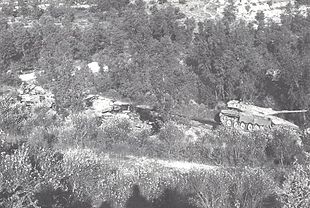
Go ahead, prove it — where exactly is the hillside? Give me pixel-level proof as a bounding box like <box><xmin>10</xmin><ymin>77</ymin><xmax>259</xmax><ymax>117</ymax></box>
<box><xmin>1</xmin><ymin>0</ymin><xmax>310</xmax><ymax>207</ymax></box>
<box><xmin>144</xmin><ymin>0</ymin><xmax>291</xmax><ymax>21</ymax></box>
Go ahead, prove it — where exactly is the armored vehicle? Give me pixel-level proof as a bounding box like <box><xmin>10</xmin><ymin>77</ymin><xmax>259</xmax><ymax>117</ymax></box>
<box><xmin>134</xmin><ymin>105</ymin><xmax>165</xmax><ymax>133</ymax></box>
<box><xmin>219</xmin><ymin>100</ymin><xmax>307</xmax><ymax>131</ymax></box>
<box><xmin>83</xmin><ymin>94</ymin><xmax>133</xmax><ymax>116</ymax></box>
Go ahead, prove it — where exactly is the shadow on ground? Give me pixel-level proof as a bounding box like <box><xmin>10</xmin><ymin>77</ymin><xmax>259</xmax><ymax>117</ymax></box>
<box><xmin>29</xmin><ymin>183</ymin><xmax>281</xmax><ymax>208</ymax></box>
<box><xmin>97</xmin><ymin>184</ymin><xmax>198</xmax><ymax>208</ymax></box>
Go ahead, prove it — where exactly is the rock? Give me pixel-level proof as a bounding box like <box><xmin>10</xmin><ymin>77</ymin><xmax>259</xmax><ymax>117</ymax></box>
<box><xmin>88</xmin><ymin>62</ymin><xmax>101</xmax><ymax>73</ymax></box>
<box><xmin>19</xmin><ymin>72</ymin><xmax>36</xmax><ymax>83</ymax></box>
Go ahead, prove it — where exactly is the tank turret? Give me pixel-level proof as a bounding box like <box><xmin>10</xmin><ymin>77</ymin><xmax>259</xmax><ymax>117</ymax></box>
<box><xmin>219</xmin><ymin>100</ymin><xmax>307</xmax><ymax>131</ymax></box>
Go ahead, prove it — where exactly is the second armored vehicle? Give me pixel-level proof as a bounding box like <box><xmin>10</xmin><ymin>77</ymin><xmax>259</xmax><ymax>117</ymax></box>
<box><xmin>219</xmin><ymin>100</ymin><xmax>307</xmax><ymax>131</ymax></box>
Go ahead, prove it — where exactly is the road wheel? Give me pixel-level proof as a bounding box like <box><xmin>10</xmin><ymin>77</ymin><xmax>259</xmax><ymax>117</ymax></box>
<box><xmin>247</xmin><ymin>123</ymin><xmax>253</xmax><ymax>132</ymax></box>
<box><xmin>233</xmin><ymin>120</ymin><xmax>239</xmax><ymax>129</ymax></box>
<box><xmin>226</xmin><ymin>119</ymin><xmax>233</xmax><ymax>127</ymax></box>
<box><xmin>306</xmin><ymin>128</ymin><xmax>310</xmax><ymax>135</ymax></box>
<box><xmin>240</xmin><ymin>122</ymin><xmax>246</xmax><ymax>130</ymax></box>
<box><xmin>220</xmin><ymin>113</ymin><xmax>226</xmax><ymax>123</ymax></box>
<box><xmin>254</xmin><ymin>124</ymin><xmax>260</xmax><ymax>131</ymax></box>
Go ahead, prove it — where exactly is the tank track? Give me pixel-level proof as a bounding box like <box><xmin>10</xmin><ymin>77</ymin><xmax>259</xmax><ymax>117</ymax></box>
<box><xmin>219</xmin><ymin>113</ymin><xmax>269</xmax><ymax>131</ymax></box>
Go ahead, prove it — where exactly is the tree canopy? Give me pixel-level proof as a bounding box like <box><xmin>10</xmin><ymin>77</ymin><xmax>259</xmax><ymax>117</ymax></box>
<box><xmin>0</xmin><ymin>0</ymin><xmax>309</xmax><ymax>124</ymax></box>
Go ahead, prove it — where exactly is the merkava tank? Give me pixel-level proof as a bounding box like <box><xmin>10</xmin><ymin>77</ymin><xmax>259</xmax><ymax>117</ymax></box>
<box><xmin>219</xmin><ymin>100</ymin><xmax>307</xmax><ymax>131</ymax></box>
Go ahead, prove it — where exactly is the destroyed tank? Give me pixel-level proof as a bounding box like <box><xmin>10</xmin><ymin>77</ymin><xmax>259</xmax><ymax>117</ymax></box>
<box><xmin>219</xmin><ymin>100</ymin><xmax>307</xmax><ymax>131</ymax></box>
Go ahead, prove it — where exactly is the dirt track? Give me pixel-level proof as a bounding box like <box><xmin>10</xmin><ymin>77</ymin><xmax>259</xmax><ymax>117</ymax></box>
<box><xmin>64</xmin><ymin>148</ymin><xmax>218</xmax><ymax>174</ymax></box>
<box><xmin>124</xmin><ymin>155</ymin><xmax>219</xmax><ymax>173</ymax></box>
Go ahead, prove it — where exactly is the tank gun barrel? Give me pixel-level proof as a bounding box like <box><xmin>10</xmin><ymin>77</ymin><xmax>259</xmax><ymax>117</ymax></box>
<box><xmin>267</xmin><ymin>109</ymin><xmax>307</xmax><ymax>115</ymax></box>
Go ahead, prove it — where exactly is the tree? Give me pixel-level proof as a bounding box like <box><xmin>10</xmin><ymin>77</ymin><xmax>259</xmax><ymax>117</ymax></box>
<box><xmin>38</xmin><ymin>57</ymin><xmax>94</xmax><ymax>116</ymax></box>
<box><xmin>296</xmin><ymin>0</ymin><xmax>310</xmax><ymax>6</ymax></box>
<box><xmin>17</xmin><ymin>0</ymin><xmax>31</xmax><ymax>17</ymax></box>
<box><xmin>149</xmin><ymin>5</ymin><xmax>186</xmax><ymax>42</ymax></box>
<box><xmin>29</xmin><ymin>0</ymin><xmax>44</xmax><ymax>19</ymax></box>
<box><xmin>255</xmin><ymin>11</ymin><xmax>310</xmax><ymax>124</ymax></box>
<box><xmin>9</xmin><ymin>24</ymin><xmax>43</xmax><ymax>73</ymax></box>
<box><xmin>188</xmin><ymin>18</ymin><xmax>267</xmax><ymax>106</ymax></box>
<box><xmin>1</xmin><ymin>1</ymin><xmax>17</xmax><ymax>17</ymax></box>
<box><xmin>92</xmin><ymin>0</ymin><xmax>130</xmax><ymax>12</ymax></box>
<box><xmin>36</xmin><ymin>19</ymin><xmax>96</xmax><ymax>115</ymax></box>
<box><xmin>0</xmin><ymin>28</ymin><xmax>17</xmax><ymax>74</ymax></box>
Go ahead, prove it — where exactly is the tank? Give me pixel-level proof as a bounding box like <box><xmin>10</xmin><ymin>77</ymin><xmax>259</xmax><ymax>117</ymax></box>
<box><xmin>219</xmin><ymin>100</ymin><xmax>307</xmax><ymax>131</ymax></box>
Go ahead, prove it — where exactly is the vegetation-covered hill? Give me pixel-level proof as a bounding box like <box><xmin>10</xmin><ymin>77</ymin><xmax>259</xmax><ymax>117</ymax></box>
<box><xmin>144</xmin><ymin>0</ymin><xmax>307</xmax><ymax>23</ymax></box>
<box><xmin>1</xmin><ymin>0</ymin><xmax>310</xmax><ymax>207</ymax></box>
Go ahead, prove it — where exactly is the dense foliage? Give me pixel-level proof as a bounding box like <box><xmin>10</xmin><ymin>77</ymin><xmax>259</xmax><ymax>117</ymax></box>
<box><xmin>1</xmin><ymin>0</ymin><xmax>310</xmax><ymax>208</ymax></box>
<box><xmin>0</xmin><ymin>110</ymin><xmax>306</xmax><ymax>208</ymax></box>
<box><xmin>1</xmin><ymin>0</ymin><xmax>309</xmax><ymax>123</ymax></box>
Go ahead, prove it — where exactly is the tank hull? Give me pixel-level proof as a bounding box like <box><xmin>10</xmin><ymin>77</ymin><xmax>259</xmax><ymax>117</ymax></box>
<box><xmin>219</xmin><ymin>108</ymin><xmax>300</xmax><ymax>131</ymax></box>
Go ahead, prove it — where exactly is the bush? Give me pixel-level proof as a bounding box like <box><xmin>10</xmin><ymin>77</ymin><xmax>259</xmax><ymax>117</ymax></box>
<box><xmin>155</xmin><ymin>122</ymin><xmax>192</xmax><ymax>160</ymax></box>
<box><xmin>46</xmin><ymin>4</ymin><xmax>70</xmax><ymax>19</ymax></box>
<box><xmin>196</xmin><ymin>126</ymin><xmax>304</xmax><ymax>167</ymax></box>
<box><xmin>188</xmin><ymin>167</ymin><xmax>277</xmax><ymax>208</ymax></box>
<box><xmin>278</xmin><ymin>163</ymin><xmax>310</xmax><ymax>207</ymax></box>
<box><xmin>62</xmin><ymin>148</ymin><xmax>134</xmax><ymax>207</ymax></box>
<box><xmin>0</xmin><ymin>145</ymin><xmax>34</xmax><ymax>208</ymax></box>
<box><xmin>1</xmin><ymin>4</ymin><xmax>17</xmax><ymax>17</ymax></box>
<box><xmin>61</xmin><ymin>148</ymin><xmax>277</xmax><ymax>208</ymax></box>
<box><xmin>0</xmin><ymin>133</ymin><xmax>23</xmax><ymax>155</ymax></box>
<box><xmin>52</xmin><ymin>113</ymin><xmax>144</xmax><ymax>155</ymax></box>
<box><xmin>158</xmin><ymin>0</ymin><xmax>168</xmax><ymax>4</ymax></box>
<box><xmin>158</xmin><ymin>122</ymin><xmax>184</xmax><ymax>145</ymax></box>
<box><xmin>26</xmin><ymin>126</ymin><xmax>58</xmax><ymax>155</ymax></box>
<box><xmin>265</xmin><ymin>127</ymin><xmax>304</xmax><ymax>166</ymax></box>
<box><xmin>102</xmin><ymin>118</ymin><xmax>132</xmax><ymax>144</ymax></box>
<box><xmin>22</xmin><ymin>107</ymin><xmax>58</xmax><ymax>134</ymax></box>
<box><xmin>93</xmin><ymin>0</ymin><xmax>130</xmax><ymax>12</ymax></box>
<box><xmin>296</xmin><ymin>0</ymin><xmax>310</xmax><ymax>5</ymax></box>
<box><xmin>199</xmin><ymin>127</ymin><xmax>268</xmax><ymax>166</ymax></box>
<box><xmin>53</xmin><ymin>113</ymin><xmax>100</xmax><ymax>150</ymax></box>
<box><xmin>0</xmin><ymin>97</ymin><xmax>30</xmax><ymax>135</ymax></box>
<box><xmin>0</xmin><ymin>135</ymin><xmax>279</xmax><ymax>208</ymax></box>
<box><xmin>0</xmin><ymin>145</ymin><xmax>67</xmax><ymax>208</ymax></box>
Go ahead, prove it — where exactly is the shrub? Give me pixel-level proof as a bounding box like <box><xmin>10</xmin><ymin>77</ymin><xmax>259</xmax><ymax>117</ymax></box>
<box><xmin>245</xmin><ymin>5</ymin><xmax>251</xmax><ymax>12</ymax></box>
<box><xmin>61</xmin><ymin>148</ymin><xmax>278</xmax><ymax>208</ymax></box>
<box><xmin>0</xmin><ymin>145</ymin><xmax>35</xmax><ymax>208</ymax></box>
<box><xmin>156</xmin><ymin>122</ymin><xmax>191</xmax><ymax>159</ymax></box>
<box><xmin>96</xmin><ymin>117</ymin><xmax>137</xmax><ymax>155</ymax></box>
<box><xmin>278</xmin><ymin>163</ymin><xmax>310</xmax><ymax>207</ymax></box>
<box><xmin>46</xmin><ymin>4</ymin><xmax>68</xmax><ymax>19</ymax></box>
<box><xmin>1</xmin><ymin>3</ymin><xmax>17</xmax><ymax>17</ymax></box>
<box><xmin>296</xmin><ymin>0</ymin><xmax>310</xmax><ymax>5</ymax></box>
<box><xmin>21</xmin><ymin>107</ymin><xmax>58</xmax><ymax>135</ymax></box>
<box><xmin>0</xmin><ymin>133</ymin><xmax>23</xmax><ymax>155</ymax></box>
<box><xmin>62</xmin><ymin>148</ymin><xmax>131</xmax><ymax>207</ymax></box>
<box><xmin>188</xmin><ymin>167</ymin><xmax>277</xmax><ymax>208</ymax></box>
<box><xmin>158</xmin><ymin>0</ymin><xmax>168</xmax><ymax>4</ymax></box>
<box><xmin>62</xmin><ymin>147</ymin><xmax>200</xmax><ymax>207</ymax></box>
<box><xmin>27</xmin><ymin>126</ymin><xmax>58</xmax><ymax>154</ymax></box>
<box><xmin>42</xmin><ymin>112</ymin><xmax>150</xmax><ymax>156</ymax></box>
<box><xmin>158</xmin><ymin>122</ymin><xmax>184</xmax><ymax>144</ymax></box>
<box><xmin>131</xmin><ymin>128</ymin><xmax>152</xmax><ymax>147</ymax></box>
<box><xmin>93</xmin><ymin>0</ymin><xmax>130</xmax><ymax>12</ymax></box>
<box><xmin>102</xmin><ymin>118</ymin><xmax>132</xmax><ymax>144</ymax></box>
<box><xmin>0</xmin><ymin>96</ymin><xmax>30</xmax><ymax>135</ymax></box>
<box><xmin>0</xmin><ymin>144</ymin><xmax>74</xmax><ymax>208</ymax></box>
<box><xmin>197</xmin><ymin>126</ymin><xmax>304</xmax><ymax>167</ymax></box>
<box><xmin>200</xmin><ymin>127</ymin><xmax>268</xmax><ymax>166</ymax></box>
<box><xmin>53</xmin><ymin>113</ymin><xmax>101</xmax><ymax>150</ymax></box>
<box><xmin>265</xmin><ymin>127</ymin><xmax>304</xmax><ymax>166</ymax></box>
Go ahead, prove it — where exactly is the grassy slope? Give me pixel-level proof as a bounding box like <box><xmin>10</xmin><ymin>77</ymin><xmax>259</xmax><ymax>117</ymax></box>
<box><xmin>62</xmin><ymin>147</ymin><xmax>275</xmax><ymax>208</ymax></box>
